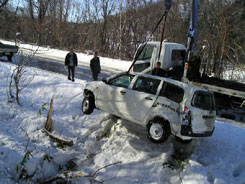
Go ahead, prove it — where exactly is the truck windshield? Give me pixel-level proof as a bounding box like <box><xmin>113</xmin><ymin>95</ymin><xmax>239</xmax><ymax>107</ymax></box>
<box><xmin>133</xmin><ymin>62</ymin><xmax>150</xmax><ymax>72</ymax></box>
<box><xmin>137</xmin><ymin>45</ymin><xmax>154</xmax><ymax>61</ymax></box>
<box><xmin>192</xmin><ymin>91</ymin><xmax>215</xmax><ymax>111</ymax></box>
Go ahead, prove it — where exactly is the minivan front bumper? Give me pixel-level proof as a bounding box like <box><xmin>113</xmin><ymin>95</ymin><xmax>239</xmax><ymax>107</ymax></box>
<box><xmin>181</xmin><ymin>125</ymin><xmax>215</xmax><ymax>137</ymax></box>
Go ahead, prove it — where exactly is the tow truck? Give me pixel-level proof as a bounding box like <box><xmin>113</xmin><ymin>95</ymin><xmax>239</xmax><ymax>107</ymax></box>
<box><xmin>129</xmin><ymin>0</ymin><xmax>245</xmax><ymax>122</ymax></box>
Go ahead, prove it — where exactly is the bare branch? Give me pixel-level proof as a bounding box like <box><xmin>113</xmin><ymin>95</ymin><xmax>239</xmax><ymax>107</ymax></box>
<box><xmin>40</xmin><ymin>161</ymin><xmax>122</xmax><ymax>184</ymax></box>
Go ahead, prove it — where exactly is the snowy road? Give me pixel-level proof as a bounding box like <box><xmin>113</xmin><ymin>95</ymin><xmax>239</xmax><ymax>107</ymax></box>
<box><xmin>8</xmin><ymin>55</ymin><xmax>123</xmax><ymax>81</ymax></box>
<box><xmin>0</xmin><ymin>39</ymin><xmax>131</xmax><ymax>81</ymax></box>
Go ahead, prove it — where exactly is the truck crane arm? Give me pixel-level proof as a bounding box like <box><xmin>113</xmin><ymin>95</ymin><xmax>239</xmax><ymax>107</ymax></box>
<box><xmin>183</xmin><ymin>0</ymin><xmax>199</xmax><ymax>81</ymax></box>
<box><xmin>128</xmin><ymin>0</ymin><xmax>173</xmax><ymax>73</ymax></box>
<box><xmin>188</xmin><ymin>0</ymin><xmax>198</xmax><ymax>51</ymax></box>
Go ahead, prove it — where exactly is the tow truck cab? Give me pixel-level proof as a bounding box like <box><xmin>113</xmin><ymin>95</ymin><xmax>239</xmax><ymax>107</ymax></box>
<box><xmin>132</xmin><ymin>41</ymin><xmax>186</xmax><ymax>74</ymax></box>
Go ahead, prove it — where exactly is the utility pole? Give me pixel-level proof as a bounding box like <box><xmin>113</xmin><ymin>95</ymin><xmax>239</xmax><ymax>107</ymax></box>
<box><xmin>119</xmin><ymin>0</ymin><xmax>122</xmax><ymax>59</ymax></box>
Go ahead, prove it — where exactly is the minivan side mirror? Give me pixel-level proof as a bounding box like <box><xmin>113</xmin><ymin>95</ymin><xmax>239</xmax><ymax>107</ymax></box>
<box><xmin>102</xmin><ymin>78</ymin><xmax>108</xmax><ymax>84</ymax></box>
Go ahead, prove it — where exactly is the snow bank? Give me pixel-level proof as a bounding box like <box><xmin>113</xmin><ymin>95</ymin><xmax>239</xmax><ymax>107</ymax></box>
<box><xmin>183</xmin><ymin>121</ymin><xmax>245</xmax><ymax>184</ymax></box>
<box><xmin>223</xmin><ymin>69</ymin><xmax>245</xmax><ymax>84</ymax></box>
<box><xmin>0</xmin><ymin>61</ymin><xmax>245</xmax><ymax>183</ymax></box>
<box><xmin>0</xmin><ymin>39</ymin><xmax>132</xmax><ymax>72</ymax></box>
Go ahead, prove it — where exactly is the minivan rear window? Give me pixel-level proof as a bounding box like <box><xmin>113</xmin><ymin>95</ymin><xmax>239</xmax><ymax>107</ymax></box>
<box><xmin>192</xmin><ymin>91</ymin><xmax>215</xmax><ymax>110</ymax></box>
<box><xmin>160</xmin><ymin>82</ymin><xmax>184</xmax><ymax>103</ymax></box>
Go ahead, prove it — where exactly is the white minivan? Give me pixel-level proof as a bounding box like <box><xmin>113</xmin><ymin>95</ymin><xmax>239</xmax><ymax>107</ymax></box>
<box><xmin>82</xmin><ymin>72</ymin><xmax>216</xmax><ymax>143</ymax></box>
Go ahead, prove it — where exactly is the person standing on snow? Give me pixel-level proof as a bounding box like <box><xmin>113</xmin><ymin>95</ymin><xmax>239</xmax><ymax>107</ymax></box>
<box><xmin>90</xmin><ymin>52</ymin><xmax>101</xmax><ymax>81</ymax></box>
<box><xmin>65</xmin><ymin>48</ymin><xmax>78</xmax><ymax>82</ymax></box>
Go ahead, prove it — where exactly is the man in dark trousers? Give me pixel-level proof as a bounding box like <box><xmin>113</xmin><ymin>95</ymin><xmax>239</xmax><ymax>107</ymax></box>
<box><xmin>152</xmin><ymin>62</ymin><xmax>165</xmax><ymax>77</ymax></box>
<box><xmin>65</xmin><ymin>48</ymin><xmax>78</xmax><ymax>82</ymax></box>
<box><xmin>90</xmin><ymin>52</ymin><xmax>101</xmax><ymax>81</ymax></box>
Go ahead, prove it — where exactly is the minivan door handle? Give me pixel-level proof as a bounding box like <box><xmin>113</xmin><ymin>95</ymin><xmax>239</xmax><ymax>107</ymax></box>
<box><xmin>203</xmin><ymin>115</ymin><xmax>214</xmax><ymax>119</ymax></box>
<box><xmin>145</xmin><ymin>97</ymin><xmax>153</xmax><ymax>101</ymax></box>
<box><xmin>120</xmin><ymin>91</ymin><xmax>126</xmax><ymax>95</ymax></box>
<box><xmin>163</xmin><ymin>101</ymin><xmax>171</xmax><ymax>106</ymax></box>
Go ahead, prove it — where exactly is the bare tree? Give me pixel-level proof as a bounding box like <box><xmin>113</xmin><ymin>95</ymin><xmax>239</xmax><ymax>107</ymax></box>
<box><xmin>198</xmin><ymin>0</ymin><xmax>245</xmax><ymax>77</ymax></box>
<box><xmin>0</xmin><ymin>0</ymin><xmax>9</xmax><ymax>14</ymax></box>
<box><xmin>1</xmin><ymin>0</ymin><xmax>244</xmax><ymax>63</ymax></box>
<box><xmin>26</xmin><ymin>0</ymin><xmax>51</xmax><ymax>44</ymax></box>
<box><xmin>9</xmin><ymin>49</ymin><xmax>38</xmax><ymax>105</ymax></box>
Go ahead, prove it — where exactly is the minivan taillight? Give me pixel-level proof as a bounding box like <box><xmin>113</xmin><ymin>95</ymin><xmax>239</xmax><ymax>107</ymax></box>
<box><xmin>182</xmin><ymin>106</ymin><xmax>192</xmax><ymax>125</ymax></box>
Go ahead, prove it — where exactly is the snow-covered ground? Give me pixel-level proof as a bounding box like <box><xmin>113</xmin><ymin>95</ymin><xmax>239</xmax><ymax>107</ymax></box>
<box><xmin>1</xmin><ymin>59</ymin><xmax>245</xmax><ymax>183</ymax></box>
<box><xmin>223</xmin><ymin>69</ymin><xmax>245</xmax><ymax>84</ymax></box>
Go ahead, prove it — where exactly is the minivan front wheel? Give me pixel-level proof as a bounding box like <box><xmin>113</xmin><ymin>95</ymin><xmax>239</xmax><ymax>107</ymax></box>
<box><xmin>147</xmin><ymin>119</ymin><xmax>170</xmax><ymax>143</ymax></box>
<box><xmin>82</xmin><ymin>95</ymin><xmax>94</xmax><ymax>114</ymax></box>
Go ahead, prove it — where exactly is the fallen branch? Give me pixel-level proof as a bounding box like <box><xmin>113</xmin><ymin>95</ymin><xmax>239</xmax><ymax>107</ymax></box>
<box><xmin>90</xmin><ymin>161</ymin><xmax>122</xmax><ymax>178</ymax></box>
<box><xmin>42</xmin><ymin>129</ymin><xmax>73</xmax><ymax>146</ymax></box>
<box><xmin>39</xmin><ymin>161</ymin><xmax>122</xmax><ymax>184</ymax></box>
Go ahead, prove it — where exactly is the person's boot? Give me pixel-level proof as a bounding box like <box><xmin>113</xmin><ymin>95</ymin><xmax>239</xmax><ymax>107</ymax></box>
<box><xmin>72</xmin><ymin>79</ymin><xmax>75</xmax><ymax>82</ymax></box>
<box><xmin>68</xmin><ymin>76</ymin><xmax>71</xmax><ymax>80</ymax></box>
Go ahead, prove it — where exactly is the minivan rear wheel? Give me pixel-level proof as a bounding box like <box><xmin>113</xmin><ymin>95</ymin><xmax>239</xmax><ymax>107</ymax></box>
<box><xmin>147</xmin><ymin>119</ymin><xmax>170</xmax><ymax>143</ymax></box>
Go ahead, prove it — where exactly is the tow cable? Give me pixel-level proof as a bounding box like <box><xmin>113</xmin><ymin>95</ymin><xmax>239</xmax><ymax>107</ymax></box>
<box><xmin>127</xmin><ymin>0</ymin><xmax>173</xmax><ymax>73</ymax></box>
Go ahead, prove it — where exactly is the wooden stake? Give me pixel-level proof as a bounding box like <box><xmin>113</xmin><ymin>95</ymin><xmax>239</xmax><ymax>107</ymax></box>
<box><xmin>43</xmin><ymin>99</ymin><xmax>73</xmax><ymax>147</ymax></box>
<box><xmin>45</xmin><ymin>99</ymin><xmax>53</xmax><ymax>132</ymax></box>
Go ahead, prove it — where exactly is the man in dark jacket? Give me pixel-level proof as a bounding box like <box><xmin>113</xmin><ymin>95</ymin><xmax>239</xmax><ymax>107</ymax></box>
<box><xmin>65</xmin><ymin>48</ymin><xmax>78</xmax><ymax>82</ymax></box>
<box><xmin>90</xmin><ymin>52</ymin><xmax>101</xmax><ymax>81</ymax></box>
<box><xmin>152</xmin><ymin>62</ymin><xmax>166</xmax><ymax>77</ymax></box>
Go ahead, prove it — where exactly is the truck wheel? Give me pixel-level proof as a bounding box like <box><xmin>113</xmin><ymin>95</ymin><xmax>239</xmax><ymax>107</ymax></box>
<box><xmin>82</xmin><ymin>95</ymin><xmax>94</xmax><ymax>114</ymax></box>
<box><xmin>147</xmin><ymin>119</ymin><xmax>170</xmax><ymax>143</ymax></box>
<box><xmin>7</xmin><ymin>54</ymin><xmax>13</xmax><ymax>62</ymax></box>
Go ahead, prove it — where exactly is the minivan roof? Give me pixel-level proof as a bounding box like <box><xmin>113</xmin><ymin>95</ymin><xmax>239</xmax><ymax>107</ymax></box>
<box><xmin>131</xmin><ymin>72</ymin><xmax>209</xmax><ymax>93</ymax></box>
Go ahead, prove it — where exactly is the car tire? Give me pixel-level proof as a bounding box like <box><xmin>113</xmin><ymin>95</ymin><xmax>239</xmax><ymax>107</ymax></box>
<box><xmin>147</xmin><ymin>119</ymin><xmax>171</xmax><ymax>143</ymax></box>
<box><xmin>7</xmin><ymin>54</ymin><xmax>12</xmax><ymax>61</ymax></box>
<box><xmin>82</xmin><ymin>95</ymin><xmax>94</xmax><ymax>115</ymax></box>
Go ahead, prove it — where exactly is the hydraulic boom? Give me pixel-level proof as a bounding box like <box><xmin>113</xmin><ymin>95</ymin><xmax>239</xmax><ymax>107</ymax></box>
<box><xmin>183</xmin><ymin>0</ymin><xmax>199</xmax><ymax>81</ymax></box>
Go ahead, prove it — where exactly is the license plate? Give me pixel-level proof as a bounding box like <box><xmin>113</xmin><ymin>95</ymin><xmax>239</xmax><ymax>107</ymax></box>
<box><xmin>205</xmin><ymin>119</ymin><xmax>214</xmax><ymax>127</ymax></box>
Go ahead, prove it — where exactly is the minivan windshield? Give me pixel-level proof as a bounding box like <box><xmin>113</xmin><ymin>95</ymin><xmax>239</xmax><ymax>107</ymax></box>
<box><xmin>192</xmin><ymin>91</ymin><xmax>215</xmax><ymax>111</ymax></box>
